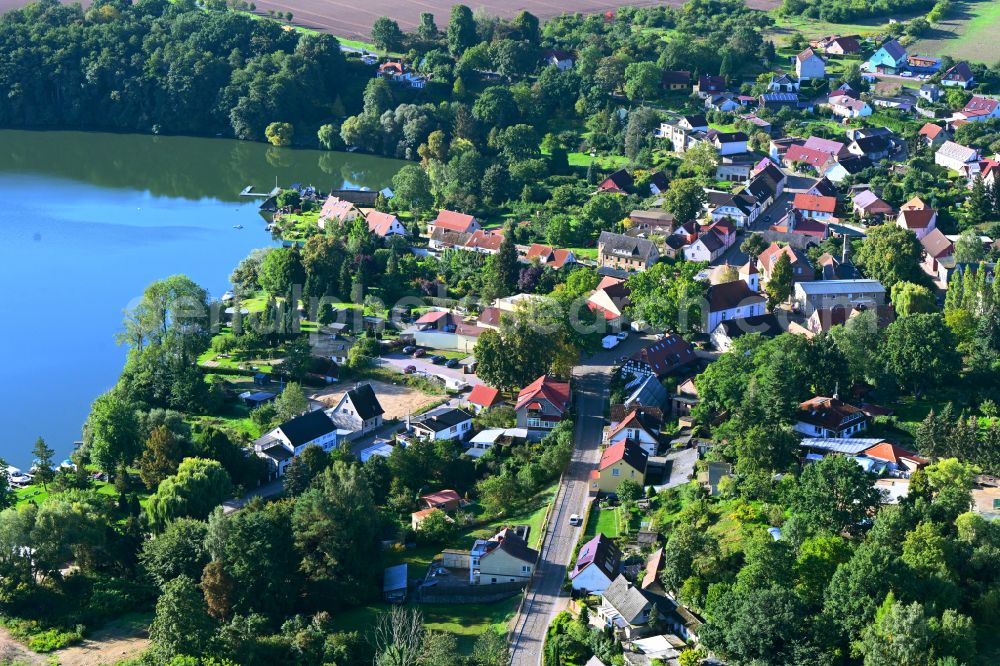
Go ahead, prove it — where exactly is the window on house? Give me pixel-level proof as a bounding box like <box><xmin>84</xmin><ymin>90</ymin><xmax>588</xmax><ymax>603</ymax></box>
<box><xmin>491</xmin><ymin>577</ymin><xmax>497</xmax><ymax>583</ymax></box>
<box><xmin>612</xmin><ymin>468</ymin><xmax>621</xmax><ymax>477</ymax></box>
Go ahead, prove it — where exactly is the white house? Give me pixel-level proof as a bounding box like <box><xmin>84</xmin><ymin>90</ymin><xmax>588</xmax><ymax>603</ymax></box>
<box><xmin>569</xmin><ymin>534</ymin><xmax>621</xmax><ymax>595</ymax></box>
<box><xmin>366</xmin><ymin>211</ymin><xmax>408</xmax><ymax>237</ymax></box>
<box><xmin>253</xmin><ymin>410</ymin><xmax>340</xmax><ymax>477</ymax></box>
<box><xmin>712</xmin><ymin>131</ymin><xmax>749</xmax><ymax>156</ymax></box>
<box><xmin>605</xmin><ymin>409</ymin><xmax>660</xmax><ymax>457</ymax></box>
<box><xmin>327</xmin><ymin>384</ymin><xmax>385</xmax><ymax>436</ymax></box>
<box><xmin>684</xmin><ymin>231</ymin><xmax>726</xmax><ymax>262</ymax></box>
<box><xmin>705</xmin><ymin>280</ymin><xmax>767</xmax><ymax>333</ymax></box>
<box><xmin>796</xmin><ymin>48</ymin><xmax>826</xmax><ymax>80</ymax></box>
<box><xmin>934</xmin><ymin>141</ymin><xmax>980</xmax><ymax>175</ymax></box>
<box><xmin>829</xmin><ymin>95</ymin><xmax>872</xmax><ymax>118</ymax></box>
<box><xmin>410</xmin><ymin>407</ymin><xmax>474</xmax><ymax>441</ymax></box>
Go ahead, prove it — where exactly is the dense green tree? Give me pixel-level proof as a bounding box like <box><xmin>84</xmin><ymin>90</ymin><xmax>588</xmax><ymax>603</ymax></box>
<box><xmin>140</xmin><ymin>425</ymin><xmax>187</xmax><ymax>491</ymax></box>
<box><xmin>855</xmin><ymin>223</ymin><xmax>924</xmax><ymax>290</ymax></box>
<box><xmin>147</xmin><ymin>458</ymin><xmax>234</xmax><ymax>531</ymax></box>
<box><xmin>663</xmin><ymin>178</ymin><xmax>707</xmax><ymax>224</ymax></box>
<box><xmin>954</xmin><ymin>227</ymin><xmax>986</xmax><ymax>263</ymax></box>
<box><xmin>626</xmin><ymin>262</ymin><xmax>708</xmax><ymax>333</ymax></box>
<box><xmin>447</xmin><ymin>5</ymin><xmax>478</xmax><ymax>57</ymax></box>
<box><xmin>139</xmin><ymin>518</ymin><xmax>209</xmax><ymax>589</ymax></box>
<box><xmin>882</xmin><ymin>313</ymin><xmax>961</xmax><ymax>395</ymax></box>
<box><xmin>790</xmin><ymin>455</ymin><xmax>881</xmax><ymax>537</ymax></box>
<box><xmin>371</xmin><ymin>16</ymin><xmax>403</xmax><ymax>52</ymax></box>
<box><xmin>765</xmin><ymin>252</ymin><xmax>793</xmax><ymax>308</ymax></box>
<box><xmin>87</xmin><ymin>390</ymin><xmax>142</xmax><ymax>474</ymax></box>
<box><xmin>150</xmin><ymin>575</ymin><xmax>217</xmax><ymax>658</ymax></box>
<box><xmin>30</xmin><ymin>437</ymin><xmax>55</xmax><ymax>490</ymax></box>
<box><xmin>264</xmin><ymin>122</ymin><xmax>293</xmax><ymax>147</ymax></box>
<box><xmin>890</xmin><ymin>281</ymin><xmax>936</xmax><ymax>317</ymax></box>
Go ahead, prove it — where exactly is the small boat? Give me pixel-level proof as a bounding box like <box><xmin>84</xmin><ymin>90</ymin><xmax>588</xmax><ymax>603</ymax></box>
<box><xmin>233</xmin><ymin>224</ymin><xmax>244</xmax><ymax>229</ymax></box>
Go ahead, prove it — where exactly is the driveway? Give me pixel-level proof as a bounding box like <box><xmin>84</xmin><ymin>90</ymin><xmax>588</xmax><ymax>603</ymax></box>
<box><xmin>507</xmin><ymin>336</ymin><xmax>651</xmax><ymax>666</ymax></box>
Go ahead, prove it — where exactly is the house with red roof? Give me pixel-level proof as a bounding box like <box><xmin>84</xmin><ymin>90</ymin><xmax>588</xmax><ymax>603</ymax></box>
<box><xmin>597</xmin><ymin>169</ymin><xmax>634</xmax><ymax>194</ymax></box>
<box><xmin>793</xmin><ymin>193</ymin><xmax>837</xmax><ymax>220</ymax></box>
<box><xmin>783</xmin><ymin>144</ymin><xmax>837</xmax><ymax>174</ymax></box>
<box><xmin>896</xmin><ymin>197</ymin><xmax>938</xmax><ymax>240</ymax></box>
<box><xmin>605</xmin><ymin>409</ymin><xmax>661</xmax><ymax>457</ymax></box>
<box><xmin>318</xmin><ymin>196</ymin><xmax>362</xmax><ymax>227</ymax></box>
<box><xmin>428</xmin><ymin>210</ymin><xmax>480</xmax><ymax>236</ymax></box>
<box><xmin>920</xmin><ymin>228</ymin><xmax>954</xmax><ymax>281</ymax></box>
<box><xmin>464</xmin><ymin>384</ymin><xmax>504</xmax><ymax>414</ymax></box>
<box><xmin>795</xmin><ymin>396</ymin><xmax>869</xmax><ymax>438</ymax></box>
<box><xmin>570</xmin><ymin>534</ymin><xmax>622</xmax><ymax>594</ymax></box>
<box><xmin>862</xmin><ymin>442</ymin><xmax>928</xmax><ymax>477</ymax></box>
<box><xmin>586</xmin><ymin>276</ymin><xmax>632</xmax><ymax>331</ymax></box>
<box><xmin>523</xmin><ymin>244</ymin><xmax>577</xmax><ymax>269</ymax></box>
<box><xmin>757</xmin><ymin>243</ymin><xmax>815</xmax><ymax>288</ymax></box>
<box><xmin>918</xmin><ymin>123</ymin><xmax>949</xmax><ymax>148</ymax></box>
<box><xmin>590</xmin><ymin>440</ymin><xmax>648</xmax><ymax>495</ymax></box>
<box><xmin>420</xmin><ymin>489</ymin><xmax>463</xmax><ymax>511</ymax></box>
<box><xmin>952</xmin><ymin>96</ymin><xmax>1000</xmax><ymax>124</ymax></box>
<box><xmin>365</xmin><ymin>210</ymin><xmax>408</xmax><ymax>237</ymax></box>
<box><xmin>515</xmin><ymin>375</ymin><xmax>571</xmax><ymax>440</ymax></box>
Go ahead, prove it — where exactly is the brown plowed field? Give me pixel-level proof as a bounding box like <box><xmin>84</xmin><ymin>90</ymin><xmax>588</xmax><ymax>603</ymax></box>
<box><xmin>0</xmin><ymin>0</ymin><xmax>781</xmax><ymax>41</ymax></box>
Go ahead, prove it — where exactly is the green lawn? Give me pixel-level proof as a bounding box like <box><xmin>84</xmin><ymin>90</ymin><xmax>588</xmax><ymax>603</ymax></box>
<box><xmin>567</xmin><ymin>247</ymin><xmax>598</xmax><ymax>261</ymax></box>
<box><xmin>567</xmin><ymin>152</ymin><xmax>630</xmax><ymax>169</ymax></box>
<box><xmin>584</xmin><ymin>504</ymin><xmax>620</xmax><ymax>539</ymax></box>
<box><xmin>331</xmin><ymin>597</ymin><xmax>520</xmax><ymax>654</ymax></box>
<box><xmin>912</xmin><ymin>0</ymin><xmax>1000</xmax><ymax>63</ymax></box>
<box><xmin>766</xmin><ymin>12</ymin><xmax>917</xmax><ymax>45</ymax></box>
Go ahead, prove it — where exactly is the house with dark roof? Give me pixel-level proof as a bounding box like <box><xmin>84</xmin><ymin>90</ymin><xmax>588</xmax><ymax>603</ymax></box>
<box><xmin>826</xmin><ymin>35</ymin><xmax>861</xmax><ymax>55</ymax></box>
<box><xmin>570</xmin><ymin>534</ymin><xmax>622</xmax><ymax>594</ymax></box>
<box><xmin>647</xmin><ymin>171</ymin><xmax>670</xmax><ymax>195</ymax></box>
<box><xmin>661</xmin><ymin>70</ymin><xmax>691</xmax><ymax>91</ymax></box>
<box><xmin>867</xmin><ymin>39</ymin><xmax>907</xmax><ymax>74</ymax></box>
<box><xmin>624</xmin><ymin>374</ymin><xmax>669</xmax><ymax>411</ymax></box>
<box><xmin>515</xmin><ymin>375</ymin><xmax>571</xmax><ymax>440</ymax></box>
<box><xmin>705</xmin><ymin>280</ymin><xmax>767</xmax><ymax>332</ymax></box>
<box><xmin>920</xmin><ymin>227</ymin><xmax>955</xmax><ymax>279</ymax></box>
<box><xmin>849</xmin><ymin>135</ymin><xmax>892</xmax><ymax>161</ymax></box>
<box><xmin>628</xmin><ymin>209</ymin><xmax>675</xmax><ymax>236</ymax></box>
<box><xmin>410</xmin><ymin>407</ymin><xmax>474</xmax><ymax>441</ymax></box>
<box><xmin>596</xmin><ymin>574</ymin><xmax>662</xmax><ymax>639</ymax></box>
<box><xmin>597</xmin><ymin>169</ymin><xmax>634</xmax><ymax>194</ymax></box>
<box><xmin>621</xmin><ymin>335</ymin><xmax>696</xmax><ymax>379</ymax></box>
<box><xmin>598</xmin><ymin>232</ymin><xmax>660</xmax><ymax>272</ymax></box>
<box><xmin>590</xmin><ymin>440</ymin><xmax>648</xmax><ymax>495</ymax></box>
<box><xmin>695</xmin><ymin>75</ymin><xmax>726</xmax><ymax>96</ymax></box>
<box><xmin>758</xmin><ymin>242</ymin><xmax>814</xmax><ymax>288</ymax></box>
<box><xmin>709</xmin><ymin>190</ymin><xmax>759</xmax><ymax>228</ymax></box>
<box><xmin>470</xmin><ymin>527</ymin><xmax>538</xmax><ymax>585</ymax></box>
<box><xmin>942</xmin><ymin>61</ymin><xmax>975</xmax><ymax>89</ymax></box>
<box><xmin>710</xmin><ymin>313</ymin><xmax>783</xmax><ymax>352</ymax></box>
<box><xmin>795</xmin><ymin>396</ymin><xmax>869</xmax><ymax>438</ymax></box>
<box><xmin>328</xmin><ymin>384</ymin><xmax>385</xmax><ymax>435</ymax></box>
<box><xmin>253</xmin><ymin>410</ymin><xmax>339</xmax><ymax>477</ymax></box>
<box><xmin>541</xmin><ymin>49</ymin><xmax>574</xmax><ymax>70</ymax></box>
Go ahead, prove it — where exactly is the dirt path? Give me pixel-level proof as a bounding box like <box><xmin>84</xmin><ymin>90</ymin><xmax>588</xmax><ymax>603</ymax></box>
<box><xmin>52</xmin><ymin>618</ymin><xmax>150</xmax><ymax>666</ymax></box>
<box><xmin>0</xmin><ymin>627</ymin><xmax>47</xmax><ymax>666</ymax></box>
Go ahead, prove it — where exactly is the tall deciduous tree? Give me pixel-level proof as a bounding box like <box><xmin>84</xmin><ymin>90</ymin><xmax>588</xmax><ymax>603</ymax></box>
<box><xmin>765</xmin><ymin>252</ymin><xmax>793</xmax><ymax>308</ymax></box>
<box><xmin>150</xmin><ymin>575</ymin><xmax>217</xmax><ymax>658</ymax></box>
<box><xmin>371</xmin><ymin>16</ymin><xmax>403</xmax><ymax>52</ymax></box>
<box><xmin>87</xmin><ymin>390</ymin><xmax>141</xmax><ymax>474</ymax></box>
<box><xmin>882</xmin><ymin>313</ymin><xmax>961</xmax><ymax>395</ymax></box>
<box><xmin>790</xmin><ymin>455</ymin><xmax>881</xmax><ymax>537</ymax></box>
<box><xmin>30</xmin><ymin>437</ymin><xmax>55</xmax><ymax>489</ymax></box>
<box><xmin>855</xmin><ymin>223</ymin><xmax>923</xmax><ymax>290</ymax></box>
<box><xmin>446</xmin><ymin>5</ymin><xmax>477</xmax><ymax>57</ymax></box>
<box><xmin>147</xmin><ymin>458</ymin><xmax>234</xmax><ymax>531</ymax></box>
<box><xmin>663</xmin><ymin>178</ymin><xmax>707</xmax><ymax>224</ymax></box>
<box><xmin>890</xmin><ymin>281</ymin><xmax>936</xmax><ymax>317</ymax></box>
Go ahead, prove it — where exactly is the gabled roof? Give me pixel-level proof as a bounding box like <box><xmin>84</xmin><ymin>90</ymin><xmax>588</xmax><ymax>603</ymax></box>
<box><xmin>876</xmin><ymin>39</ymin><xmax>907</xmax><ymax>62</ymax></box>
<box><xmin>602</xmin><ymin>574</ymin><xmax>654</xmax><ymax>624</ymax></box>
<box><xmin>625</xmin><ymin>375</ymin><xmax>669</xmax><ymax>409</ymax></box>
<box><xmin>661</xmin><ymin>70</ymin><xmax>691</xmax><ymax>85</ymax></box>
<box><xmin>793</xmin><ymin>193</ymin><xmax>837</xmax><ymax>213</ymax></box>
<box><xmin>607</xmin><ymin>409</ymin><xmax>658</xmax><ymax>441</ymax></box>
<box><xmin>277</xmin><ymin>410</ymin><xmax>337</xmax><ymax>447</ymax></box>
<box><xmin>828</xmin><ymin>36</ymin><xmax>860</xmax><ymax>52</ymax></box>
<box><xmin>797</xmin><ymin>47</ymin><xmax>821</xmax><ymax>62</ymax></box>
<box><xmin>571</xmin><ymin>534</ymin><xmax>621</xmax><ymax>582</ymax></box>
<box><xmin>600</xmin><ymin>168</ymin><xmax>634</xmax><ymax>191</ymax></box>
<box><xmin>803</xmin><ymin>136</ymin><xmax>845</xmax><ymax>155</ymax></box>
<box><xmin>467</xmin><ymin>384</ymin><xmax>503</xmax><ymax>408</ymax></box>
<box><xmin>465</xmin><ymin>229</ymin><xmax>504</xmax><ymax>252</ymax></box>
<box><xmin>796</xmin><ymin>279</ymin><xmax>885</xmax><ymax>295</ymax></box>
<box><xmin>936</xmin><ymin>141</ymin><xmax>978</xmax><ymax>164</ymax></box>
<box><xmin>697</xmin><ymin>75</ymin><xmax>726</xmax><ymax>91</ymax></box>
<box><xmin>898</xmin><ymin>207</ymin><xmax>937</xmax><ymax>229</ymax></box>
<box><xmin>797</xmin><ymin>396</ymin><xmax>865</xmax><ymax>430</ymax></box>
<box><xmin>810</xmin><ymin>177</ymin><xmax>839</xmax><ymax>198</ymax></box>
<box><xmin>714</xmin><ymin>314</ymin><xmax>783</xmax><ymax>340</ymax></box>
<box><xmin>707</xmin><ymin>280</ymin><xmax>765</xmax><ymax>313</ymax></box>
<box><xmin>786</xmin><ymin>144</ymin><xmax>834</xmax><ymax>168</ymax></box>
<box><xmin>599</xmin><ymin>440</ymin><xmax>649</xmax><ymax>474</ymax></box>
<box><xmin>343</xmin><ymin>384</ymin><xmax>385</xmax><ymax>420</ymax></box>
<box><xmin>834</xmin><ymin>155</ymin><xmax>873</xmax><ymax>175</ymax></box>
<box><xmin>483</xmin><ymin>528</ymin><xmax>538</xmax><ymax>564</ymax></box>
<box><xmin>432</xmin><ymin>209</ymin><xmax>477</xmax><ymax>232</ymax></box>
<box><xmin>943</xmin><ymin>61</ymin><xmax>974</xmax><ymax>83</ymax></box>
<box><xmin>852</xmin><ymin>189</ymin><xmax>891</xmax><ymax>212</ymax></box>
<box><xmin>599</xmin><ymin>232</ymin><xmax>658</xmax><ymax>262</ymax></box>
<box><xmin>759</xmin><ymin>242</ymin><xmax>809</xmax><ymax>272</ymax></box>
<box><xmin>478</xmin><ymin>307</ymin><xmax>502</xmax><ymax>327</ymax></box>
<box><xmin>852</xmin><ymin>135</ymin><xmax>891</xmax><ymax>155</ymax></box>
<box><xmin>421</xmin><ymin>489</ymin><xmax>461</xmax><ymax>507</ymax></box>
<box><xmin>516</xmin><ymin>375</ymin><xmax>571</xmax><ymax>413</ymax></box>
<box><xmin>366</xmin><ymin>211</ymin><xmax>402</xmax><ymax>236</ymax></box>
<box><xmin>963</xmin><ymin>96</ymin><xmax>999</xmax><ymax>115</ymax></box>
<box><xmin>641</xmin><ymin>548</ymin><xmax>664</xmax><ymax>590</ymax></box>
<box><xmin>863</xmin><ymin>442</ymin><xmax>928</xmax><ymax>466</ymax></box>
<box><xmin>413</xmin><ymin>407</ymin><xmax>473</xmax><ymax>432</ymax></box>
<box><xmin>629</xmin><ymin>335</ymin><xmax>696</xmax><ymax>375</ymax></box>
<box><xmin>920</xmin><ymin>227</ymin><xmax>954</xmax><ymax>258</ymax></box>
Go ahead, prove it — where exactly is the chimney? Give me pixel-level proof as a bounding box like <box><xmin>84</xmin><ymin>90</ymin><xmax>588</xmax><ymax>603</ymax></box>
<box><xmin>841</xmin><ymin>233</ymin><xmax>849</xmax><ymax>264</ymax></box>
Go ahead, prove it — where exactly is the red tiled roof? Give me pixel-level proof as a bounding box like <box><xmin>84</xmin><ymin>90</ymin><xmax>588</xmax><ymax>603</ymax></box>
<box><xmin>421</xmin><ymin>489</ymin><xmax>461</xmax><ymax>507</ymax></box>
<box><xmin>785</xmin><ymin>145</ymin><xmax>834</xmax><ymax>168</ymax></box>
<box><xmin>793</xmin><ymin>193</ymin><xmax>837</xmax><ymax>213</ymax></box>
<box><xmin>516</xmin><ymin>375</ymin><xmax>571</xmax><ymax>413</ymax></box>
<box><xmin>366</xmin><ymin>211</ymin><xmax>401</xmax><ymax>236</ymax></box>
<box><xmin>963</xmin><ymin>96</ymin><xmax>998</xmax><ymax>115</ymax></box>
<box><xmin>467</xmin><ymin>384</ymin><xmax>502</xmax><ymax>408</ymax></box>
<box><xmin>919</xmin><ymin>123</ymin><xmax>944</xmax><ymax>139</ymax></box>
<box><xmin>478</xmin><ymin>307</ymin><xmax>502</xmax><ymax>327</ymax></box>
<box><xmin>863</xmin><ymin>442</ymin><xmax>928</xmax><ymax>466</ymax></box>
<box><xmin>433</xmin><ymin>210</ymin><xmax>477</xmax><ymax>232</ymax></box>
<box><xmin>898</xmin><ymin>208</ymin><xmax>936</xmax><ymax>229</ymax></box>
<box><xmin>465</xmin><ymin>229</ymin><xmax>504</xmax><ymax>251</ymax></box>
<box><xmin>415</xmin><ymin>310</ymin><xmax>449</xmax><ymax>324</ymax></box>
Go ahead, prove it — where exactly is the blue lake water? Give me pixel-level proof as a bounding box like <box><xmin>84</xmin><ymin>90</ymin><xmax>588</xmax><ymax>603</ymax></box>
<box><xmin>0</xmin><ymin>130</ymin><xmax>403</xmax><ymax>467</ymax></box>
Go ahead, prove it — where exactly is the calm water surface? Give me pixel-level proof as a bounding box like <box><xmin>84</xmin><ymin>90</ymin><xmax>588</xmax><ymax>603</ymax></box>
<box><xmin>0</xmin><ymin>130</ymin><xmax>404</xmax><ymax>467</ymax></box>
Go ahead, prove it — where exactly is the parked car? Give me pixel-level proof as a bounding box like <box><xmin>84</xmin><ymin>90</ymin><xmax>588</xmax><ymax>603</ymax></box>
<box><xmin>402</xmin><ymin>345</ymin><xmax>416</xmax><ymax>354</ymax></box>
<box><xmin>616</xmin><ymin>331</ymin><xmax>628</xmax><ymax>341</ymax></box>
<box><xmin>431</xmin><ymin>355</ymin><xmax>446</xmax><ymax>364</ymax></box>
<box><xmin>445</xmin><ymin>359</ymin><xmax>460</xmax><ymax>368</ymax></box>
<box><xmin>404</xmin><ymin>365</ymin><xmax>417</xmax><ymax>374</ymax></box>
<box><xmin>602</xmin><ymin>335</ymin><xmax>620</xmax><ymax>350</ymax></box>
<box><xmin>412</xmin><ymin>348</ymin><xmax>426</xmax><ymax>358</ymax></box>
<box><xmin>569</xmin><ymin>514</ymin><xmax>582</xmax><ymax>526</ymax></box>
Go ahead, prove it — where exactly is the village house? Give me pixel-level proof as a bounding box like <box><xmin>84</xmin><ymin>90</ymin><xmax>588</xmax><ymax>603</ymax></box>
<box><xmin>704</xmin><ymin>93</ymin><xmax>743</xmax><ymax>113</ymax></box>
<box><xmin>318</xmin><ymin>196</ymin><xmax>362</xmax><ymax>227</ymax></box>
<box><xmin>709</xmin><ymin>191</ymin><xmax>758</xmax><ymax>228</ymax></box>
<box><xmin>710</xmin><ymin>313</ymin><xmax>783</xmax><ymax>352</ymax></box>
<box><xmin>587</xmin><ymin>276</ymin><xmax>631</xmax><ymax>331</ymax></box>
<box><xmin>920</xmin><ymin>228</ymin><xmax>955</xmax><ymax>280</ymax></box>
<box><xmin>784</xmin><ymin>144</ymin><xmax>837</xmax><ymax>174</ymax></box>
<box><xmin>769</xmin><ymin>73</ymin><xmax>799</xmax><ymax>93</ymax></box>
<box><xmin>365</xmin><ymin>210</ymin><xmax>408</xmax><ymax>237</ymax></box>
<box><xmin>953</xmin><ymin>96</ymin><xmax>1000</xmax><ymax>123</ymax></box>
<box><xmin>327</xmin><ymin>384</ymin><xmax>385</xmax><ymax>436</ymax></box>
<box><xmin>605</xmin><ymin>409</ymin><xmax>661</xmax><ymax>457</ymax></box>
<box><xmin>597</xmin><ymin>168</ymin><xmax>634</xmax><ymax>194</ymax></box>
<box><xmin>861</xmin><ymin>442</ymin><xmax>928</xmax><ymax>477</ymax></box>
<box><xmin>647</xmin><ymin>171</ymin><xmax>670</xmax><ymax>195</ymax></box>
<box><xmin>376</xmin><ymin>61</ymin><xmax>428</xmax><ymax>88</ymax></box>
<box><xmin>796</xmin><ymin>48</ymin><xmax>826</xmax><ymax>80</ymax></box>
<box><xmin>596</xmin><ymin>574</ymin><xmax>662</xmax><ymax>639</ymax></box>
<box><xmin>626</xmin><ymin>374</ymin><xmax>669</xmax><ymax>412</ymax></box>
<box><xmin>621</xmin><ymin>335</ymin><xmax>697</xmax><ymax>379</ymax></box>
<box><xmin>825</xmin><ymin>35</ymin><xmax>861</xmax><ymax>55</ymax></box>
<box><xmin>848</xmin><ymin>135</ymin><xmax>892</xmax><ymax>162</ymax></box>
<box><xmin>661</xmin><ymin>70</ymin><xmax>692</xmax><ymax>91</ymax></box>
<box><xmin>711</xmin><ymin>131</ymin><xmax>750</xmax><ymax>156</ymax></box>
<box><xmin>759</xmin><ymin>92</ymin><xmax>804</xmax><ymax>112</ymax></box>
<box><xmin>757</xmin><ymin>243</ymin><xmax>815</xmax><ymax>287</ymax></box>
<box><xmin>867</xmin><ymin>39</ymin><xmax>908</xmax><ymax>74</ymax></box>
<box><xmin>941</xmin><ymin>61</ymin><xmax>975</xmax><ymax>88</ymax></box>
<box><xmin>695</xmin><ymin>75</ymin><xmax>726</xmax><ymax>97</ymax></box>
<box><xmin>792</xmin><ymin>193</ymin><xmax>837</xmax><ymax>220</ymax></box>
<box><xmin>410</xmin><ymin>407</ymin><xmax>474</xmax><ymax>442</ymax></box>
<box><xmin>935</xmin><ymin>141</ymin><xmax>980</xmax><ymax>176</ymax></box>
<box><xmin>590</xmin><ymin>440</ymin><xmax>648</xmax><ymax>495</ymax></box>
<box><xmin>253</xmin><ymin>410</ymin><xmax>340</xmax><ymax>478</ymax></box>
<box><xmin>515</xmin><ymin>375</ymin><xmax>571</xmax><ymax>440</ymax></box>
<box><xmin>896</xmin><ymin>196</ymin><xmax>938</xmax><ymax>240</ymax></box>
<box><xmin>540</xmin><ymin>49</ymin><xmax>574</xmax><ymax>70</ymax></box>
<box><xmin>919</xmin><ymin>83</ymin><xmax>943</xmax><ymax>103</ymax></box>
<box><xmin>806</xmin><ymin>303</ymin><xmax>895</xmax><ymax>334</ymax></box>
<box><xmin>523</xmin><ymin>244</ymin><xmax>576</xmax><ymax>269</ymax></box>
<box><xmin>794</xmin><ymin>279</ymin><xmax>886</xmax><ymax>317</ymax></box>
<box><xmin>670</xmin><ymin>377</ymin><xmax>699</xmax><ymax>418</ymax></box>
<box><xmin>829</xmin><ymin>94</ymin><xmax>873</xmax><ymax>118</ymax></box>
<box><xmin>705</xmin><ymin>280</ymin><xmax>766</xmax><ymax>332</ymax></box>
<box><xmin>427</xmin><ymin>209</ymin><xmax>480</xmax><ymax>236</ymax></box>
<box><xmin>628</xmin><ymin>210</ymin><xmax>675</xmax><ymax>237</ymax></box>
<box><xmin>570</xmin><ymin>534</ymin><xmax>622</xmax><ymax>595</ymax></box>
<box><xmin>464</xmin><ymin>384</ymin><xmax>503</xmax><ymax>414</ymax></box>
<box><xmin>469</xmin><ymin>528</ymin><xmax>538</xmax><ymax>585</ymax></box>
<box><xmin>795</xmin><ymin>396</ymin><xmax>869</xmax><ymax>438</ymax></box>
<box><xmin>852</xmin><ymin>189</ymin><xmax>894</xmax><ymax>219</ymax></box>
<box><xmin>655</xmin><ymin>114</ymin><xmax>708</xmax><ymax>152</ymax></box>
<box><xmin>907</xmin><ymin>54</ymin><xmax>941</xmax><ymax>74</ymax></box>
<box><xmin>411</xmin><ymin>508</ymin><xmax>450</xmax><ymax>532</ymax></box>
<box><xmin>420</xmin><ymin>489</ymin><xmax>463</xmax><ymax>511</ymax></box>
<box><xmin>598</xmin><ymin>232</ymin><xmax>660</xmax><ymax>272</ymax></box>
<box><xmin>684</xmin><ymin>228</ymin><xmax>725</xmax><ymax>262</ymax></box>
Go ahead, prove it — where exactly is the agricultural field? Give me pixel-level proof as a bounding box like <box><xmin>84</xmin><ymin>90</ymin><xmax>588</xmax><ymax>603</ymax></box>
<box><xmin>911</xmin><ymin>0</ymin><xmax>1000</xmax><ymax>64</ymax></box>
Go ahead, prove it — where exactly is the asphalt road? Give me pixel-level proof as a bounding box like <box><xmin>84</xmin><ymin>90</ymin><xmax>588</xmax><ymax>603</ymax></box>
<box><xmin>507</xmin><ymin>336</ymin><xmax>649</xmax><ymax>666</ymax></box>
